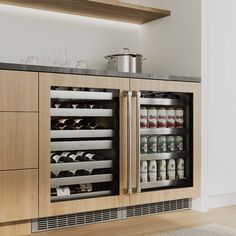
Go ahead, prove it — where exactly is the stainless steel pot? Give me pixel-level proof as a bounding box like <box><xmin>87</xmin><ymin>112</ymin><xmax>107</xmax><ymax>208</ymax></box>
<box><xmin>105</xmin><ymin>48</ymin><xmax>144</xmax><ymax>73</ymax></box>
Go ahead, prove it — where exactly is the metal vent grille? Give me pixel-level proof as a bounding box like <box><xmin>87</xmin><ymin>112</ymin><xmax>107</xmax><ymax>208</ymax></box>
<box><xmin>32</xmin><ymin>198</ymin><xmax>191</xmax><ymax>233</ymax></box>
<box><xmin>32</xmin><ymin>208</ymin><xmax>120</xmax><ymax>233</ymax></box>
<box><xmin>126</xmin><ymin>198</ymin><xmax>191</xmax><ymax>218</ymax></box>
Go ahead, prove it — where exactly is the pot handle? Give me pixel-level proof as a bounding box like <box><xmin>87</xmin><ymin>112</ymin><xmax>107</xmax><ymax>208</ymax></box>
<box><xmin>123</xmin><ymin>48</ymin><xmax>130</xmax><ymax>53</ymax></box>
<box><xmin>105</xmin><ymin>55</ymin><xmax>114</xmax><ymax>60</ymax></box>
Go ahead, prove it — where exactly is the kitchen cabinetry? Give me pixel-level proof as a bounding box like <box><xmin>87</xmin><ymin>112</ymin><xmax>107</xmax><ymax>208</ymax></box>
<box><xmin>39</xmin><ymin>73</ymin><xmax>130</xmax><ymax>217</ymax></box>
<box><xmin>0</xmin><ymin>70</ymin><xmax>39</xmax><ymax>223</ymax></box>
<box><xmin>0</xmin><ymin>170</ymin><xmax>38</xmax><ymax>223</ymax></box>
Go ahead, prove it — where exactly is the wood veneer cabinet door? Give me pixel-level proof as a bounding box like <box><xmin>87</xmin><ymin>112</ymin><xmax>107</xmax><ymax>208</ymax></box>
<box><xmin>129</xmin><ymin>79</ymin><xmax>201</xmax><ymax>205</ymax></box>
<box><xmin>0</xmin><ymin>112</ymin><xmax>38</xmax><ymax>170</ymax></box>
<box><xmin>0</xmin><ymin>70</ymin><xmax>38</xmax><ymax>112</ymax></box>
<box><xmin>0</xmin><ymin>221</ymin><xmax>31</xmax><ymax>236</ymax></box>
<box><xmin>0</xmin><ymin>170</ymin><xmax>38</xmax><ymax>223</ymax></box>
<box><xmin>39</xmin><ymin>73</ymin><xmax>130</xmax><ymax>217</ymax></box>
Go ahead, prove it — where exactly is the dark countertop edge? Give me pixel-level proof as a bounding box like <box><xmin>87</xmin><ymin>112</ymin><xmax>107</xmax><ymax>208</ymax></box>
<box><xmin>0</xmin><ymin>62</ymin><xmax>201</xmax><ymax>83</ymax></box>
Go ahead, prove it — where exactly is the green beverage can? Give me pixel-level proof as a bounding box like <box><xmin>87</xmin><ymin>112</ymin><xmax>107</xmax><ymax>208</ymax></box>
<box><xmin>140</xmin><ymin>136</ymin><xmax>148</xmax><ymax>154</ymax></box>
<box><xmin>167</xmin><ymin>136</ymin><xmax>175</xmax><ymax>152</ymax></box>
<box><xmin>158</xmin><ymin>136</ymin><xmax>167</xmax><ymax>153</ymax></box>
<box><xmin>148</xmin><ymin>136</ymin><xmax>157</xmax><ymax>153</ymax></box>
<box><xmin>175</xmin><ymin>136</ymin><xmax>184</xmax><ymax>151</ymax></box>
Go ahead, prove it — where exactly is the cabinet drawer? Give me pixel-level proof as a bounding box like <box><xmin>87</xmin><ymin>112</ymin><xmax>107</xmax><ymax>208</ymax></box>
<box><xmin>0</xmin><ymin>113</ymin><xmax>38</xmax><ymax>170</ymax></box>
<box><xmin>0</xmin><ymin>70</ymin><xmax>38</xmax><ymax>111</ymax></box>
<box><xmin>0</xmin><ymin>170</ymin><xmax>38</xmax><ymax>223</ymax></box>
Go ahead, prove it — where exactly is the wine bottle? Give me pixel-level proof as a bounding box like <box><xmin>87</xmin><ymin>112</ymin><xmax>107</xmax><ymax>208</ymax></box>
<box><xmin>51</xmin><ymin>187</ymin><xmax>70</xmax><ymax>197</ymax></box>
<box><xmin>58</xmin><ymin>170</ymin><xmax>76</xmax><ymax>178</ymax></box>
<box><xmin>57</xmin><ymin>119</ymin><xmax>75</xmax><ymax>130</ymax></box>
<box><xmin>70</xmin><ymin>184</ymin><xmax>93</xmax><ymax>193</ymax></box>
<box><xmin>75</xmin><ymin>151</ymin><xmax>92</xmax><ymax>162</ymax></box>
<box><xmin>51</xmin><ymin>153</ymin><xmax>61</xmax><ymax>163</ymax></box>
<box><xmin>51</xmin><ymin>171</ymin><xmax>59</xmax><ymax>178</ymax></box>
<box><xmin>60</xmin><ymin>152</ymin><xmax>76</xmax><ymax>163</ymax></box>
<box><xmin>87</xmin><ymin>122</ymin><xmax>105</xmax><ymax>130</ymax></box>
<box><xmin>75</xmin><ymin>169</ymin><xmax>92</xmax><ymax>176</ymax></box>
<box><xmin>73</xmin><ymin>119</ymin><xmax>88</xmax><ymax>130</ymax></box>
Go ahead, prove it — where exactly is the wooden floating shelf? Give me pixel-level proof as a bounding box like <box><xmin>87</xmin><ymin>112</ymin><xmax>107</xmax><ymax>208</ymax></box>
<box><xmin>0</xmin><ymin>0</ymin><xmax>171</xmax><ymax>24</ymax></box>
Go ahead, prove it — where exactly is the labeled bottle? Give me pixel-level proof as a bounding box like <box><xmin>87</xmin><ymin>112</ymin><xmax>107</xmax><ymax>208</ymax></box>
<box><xmin>57</xmin><ymin>119</ymin><xmax>75</xmax><ymax>130</ymax></box>
<box><xmin>177</xmin><ymin>158</ymin><xmax>185</xmax><ymax>179</ymax></box>
<box><xmin>140</xmin><ymin>161</ymin><xmax>148</xmax><ymax>183</ymax></box>
<box><xmin>148</xmin><ymin>160</ymin><xmax>157</xmax><ymax>182</ymax></box>
<box><xmin>60</xmin><ymin>152</ymin><xmax>76</xmax><ymax>163</ymax></box>
<box><xmin>157</xmin><ymin>160</ymin><xmax>166</xmax><ymax>181</ymax></box>
<box><xmin>76</xmin><ymin>151</ymin><xmax>104</xmax><ymax>161</ymax></box>
<box><xmin>51</xmin><ymin>187</ymin><xmax>70</xmax><ymax>197</ymax></box>
<box><xmin>74</xmin><ymin>119</ymin><xmax>88</xmax><ymax>130</ymax></box>
<box><xmin>50</xmin><ymin>153</ymin><xmax>61</xmax><ymax>163</ymax></box>
<box><xmin>167</xmin><ymin>159</ymin><xmax>176</xmax><ymax>180</ymax></box>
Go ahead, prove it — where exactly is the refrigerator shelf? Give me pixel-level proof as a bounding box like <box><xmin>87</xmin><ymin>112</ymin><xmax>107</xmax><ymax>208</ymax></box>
<box><xmin>51</xmin><ymin>108</ymin><xmax>113</xmax><ymax>117</ymax></box>
<box><xmin>51</xmin><ymin>140</ymin><xmax>113</xmax><ymax>151</ymax></box>
<box><xmin>140</xmin><ymin>152</ymin><xmax>187</xmax><ymax>161</ymax></box>
<box><xmin>51</xmin><ymin>90</ymin><xmax>113</xmax><ymax>101</ymax></box>
<box><xmin>140</xmin><ymin>128</ymin><xmax>186</xmax><ymax>136</ymax></box>
<box><xmin>51</xmin><ymin>160</ymin><xmax>113</xmax><ymax>172</ymax></box>
<box><xmin>51</xmin><ymin>129</ymin><xmax>114</xmax><ymax>139</ymax></box>
<box><xmin>140</xmin><ymin>178</ymin><xmax>188</xmax><ymax>190</ymax></box>
<box><xmin>140</xmin><ymin>98</ymin><xmax>184</xmax><ymax>106</ymax></box>
<box><xmin>51</xmin><ymin>190</ymin><xmax>112</xmax><ymax>202</ymax></box>
<box><xmin>51</xmin><ymin>174</ymin><xmax>113</xmax><ymax>188</ymax></box>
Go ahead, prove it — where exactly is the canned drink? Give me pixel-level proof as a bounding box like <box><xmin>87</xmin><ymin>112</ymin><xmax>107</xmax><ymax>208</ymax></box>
<box><xmin>148</xmin><ymin>107</ymin><xmax>157</xmax><ymax>128</ymax></box>
<box><xmin>140</xmin><ymin>136</ymin><xmax>148</xmax><ymax>154</ymax></box>
<box><xmin>140</xmin><ymin>107</ymin><xmax>148</xmax><ymax>128</ymax></box>
<box><xmin>167</xmin><ymin>159</ymin><xmax>176</xmax><ymax>180</ymax></box>
<box><xmin>157</xmin><ymin>107</ymin><xmax>167</xmax><ymax>128</ymax></box>
<box><xmin>148</xmin><ymin>136</ymin><xmax>157</xmax><ymax>153</ymax></box>
<box><xmin>148</xmin><ymin>160</ymin><xmax>157</xmax><ymax>182</ymax></box>
<box><xmin>176</xmin><ymin>108</ymin><xmax>184</xmax><ymax>128</ymax></box>
<box><xmin>157</xmin><ymin>160</ymin><xmax>166</xmax><ymax>181</ymax></box>
<box><xmin>158</xmin><ymin>136</ymin><xmax>167</xmax><ymax>153</ymax></box>
<box><xmin>140</xmin><ymin>161</ymin><xmax>148</xmax><ymax>183</ymax></box>
<box><xmin>177</xmin><ymin>158</ymin><xmax>185</xmax><ymax>179</ymax></box>
<box><xmin>167</xmin><ymin>136</ymin><xmax>175</xmax><ymax>152</ymax></box>
<box><xmin>175</xmin><ymin>136</ymin><xmax>184</xmax><ymax>151</ymax></box>
<box><xmin>166</xmin><ymin>108</ymin><xmax>176</xmax><ymax>128</ymax></box>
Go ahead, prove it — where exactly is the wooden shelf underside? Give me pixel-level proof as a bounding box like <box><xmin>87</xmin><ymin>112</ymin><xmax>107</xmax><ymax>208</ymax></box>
<box><xmin>0</xmin><ymin>0</ymin><xmax>171</xmax><ymax>24</ymax></box>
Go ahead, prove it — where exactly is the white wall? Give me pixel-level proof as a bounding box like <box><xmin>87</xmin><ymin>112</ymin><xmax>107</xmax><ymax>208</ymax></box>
<box><xmin>202</xmin><ymin>0</ymin><xmax>236</xmax><ymax>209</ymax></box>
<box><xmin>0</xmin><ymin>4</ymin><xmax>140</xmax><ymax>70</ymax></box>
<box><xmin>0</xmin><ymin>1</ymin><xmax>200</xmax><ymax>77</ymax></box>
<box><xmin>124</xmin><ymin>0</ymin><xmax>201</xmax><ymax>77</ymax></box>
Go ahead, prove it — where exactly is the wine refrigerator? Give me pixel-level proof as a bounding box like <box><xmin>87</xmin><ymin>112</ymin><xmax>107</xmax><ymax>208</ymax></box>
<box><xmin>39</xmin><ymin>74</ymin><xmax>200</xmax><ymax>217</ymax></box>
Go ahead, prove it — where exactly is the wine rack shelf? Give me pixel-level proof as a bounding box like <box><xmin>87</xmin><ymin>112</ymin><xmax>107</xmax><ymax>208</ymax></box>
<box><xmin>51</xmin><ymin>160</ymin><xmax>113</xmax><ymax>172</ymax></box>
<box><xmin>51</xmin><ymin>174</ymin><xmax>113</xmax><ymax>188</ymax></box>
<box><xmin>140</xmin><ymin>152</ymin><xmax>188</xmax><ymax>161</ymax></box>
<box><xmin>51</xmin><ymin>190</ymin><xmax>112</xmax><ymax>202</ymax></box>
<box><xmin>51</xmin><ymin>90</ymin><xmax>113</xmax><ymax>101</ymax></box>
<box><xmin>140</xmin><ymin>98</ymin><xmax>184</xmax><ymax>106</ymax></box>
<box><xmin>140</xmin><ymin>178</ymin><xmax>188</xmax><ymax>190</ymax></box>
<box><xmin>51</xmin><ymin>140</ymin><xmax>113</xmax><ymax>151</ymax></box>
<box><xmin>140</xmin><ymin>128</ymin><xmax>186</xmax><ymax>136</ymax></box>
<box><xmin>51</xmin><ymin>108</ymin><xmax>113</xmax><ymax>117</ymax></box>
<box><xmin>51</xmin><ymin>129</ymin><xmax>114</xmax><ymax>139</ymax></box>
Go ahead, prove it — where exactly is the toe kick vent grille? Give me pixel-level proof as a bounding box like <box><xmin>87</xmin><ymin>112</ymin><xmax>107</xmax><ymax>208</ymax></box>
<box><xmin>126</xmin><ymin>198</ymin><xmax>191</xmax><ymax>218</ymax></box>
<box><xmin>32</xmin><ymin>198</ymin><xmax>191</xmax><ymax>233</ymax></box>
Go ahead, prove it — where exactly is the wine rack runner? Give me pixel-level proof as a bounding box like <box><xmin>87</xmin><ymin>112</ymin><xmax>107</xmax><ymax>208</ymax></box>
<box><xmin>140</xmin><ymin>128</ymin><xmax>186</xmax><ymax>136</ymax></box>
<box><xmin>51</xmin><ymin>108</ymin><xmax>113</xmax><ymax>117</ymax></box>
<box><xmin>51</xmin><ymin>174</ymin><xmax>113</xmax><ymax>188</ymax></box>
<box><xmin>141</xmin><ymin>152</ymin><xmax>187</xmax><ymax>161</ymax></box>
<box><xmin>51</xmin><ymin>190</ymin><xmax>112</xmax><ymax>202</ymax></box>
<box><xmin>51</xmin><ymin>129</ymin><xmax>114</xmax><ymax>139</ymax></box>
<box><xmin>51</xmin><ymin>160</ymin><xmax>113</xmax><ymax>172</ymax></box>
<box><xmin>140</xmin><ymin>179</ymin><xmax>188</xmax><ymax>190</ymax></box>
<box><xmin>140</xmin><ymin>97</ymin><xmax>185</xmax><ymax>106</ymax></box>
<box><xmin>51</xmin><ymin>90</ymin><xmax>113</xmax><ymax>100</ymax></box>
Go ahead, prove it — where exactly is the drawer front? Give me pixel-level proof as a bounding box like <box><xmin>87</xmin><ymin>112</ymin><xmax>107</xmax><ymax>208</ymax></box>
<box><xmin>0</xmin><ymin>170</ymin><xmax>38</xmax><ymax>223</ymax></box>
<box><xmin>0</xmin><ymin>70</ymin><xmax>38</xmax><ymax>111</ymax></box>
<box><xmin>0</xmin><ymin>113</ymin><xmax>38</xmax><ymax>170</ymax></box>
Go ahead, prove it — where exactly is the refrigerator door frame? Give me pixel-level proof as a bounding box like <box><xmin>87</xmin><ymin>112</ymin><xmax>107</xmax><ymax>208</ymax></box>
<box><xmin>39</xmin><ymin>73</ymin><xmax>130</xmax><ymax>217</ymax></box>
<box><xmin>130</xmin><ymin>79</ymin><xmax>201</xmax><ymax>206</ymax></box>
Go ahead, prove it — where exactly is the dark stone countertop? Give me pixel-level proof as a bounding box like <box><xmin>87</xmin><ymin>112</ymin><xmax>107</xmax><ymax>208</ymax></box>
<box><xmin>0</xmin><ymin>62</ymin><xmax>201</xmax><ymax>83</ymax></box>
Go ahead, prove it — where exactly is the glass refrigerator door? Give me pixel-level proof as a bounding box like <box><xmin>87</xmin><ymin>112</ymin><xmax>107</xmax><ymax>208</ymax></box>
<box><xmin>50</xmin><ymin>86</ymin><xmax>120</xmax><ymax>202</ymax></box>
<box><xmin>136</xmin><ymin>91</ymin><xmax>193</xmax><ymax>193</ymax></box>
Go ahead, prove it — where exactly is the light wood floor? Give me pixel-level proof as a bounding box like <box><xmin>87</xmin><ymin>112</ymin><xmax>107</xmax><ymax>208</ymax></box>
<box><xmin>25</xmin><ymin>206</ymin><xmax>236</xmax><ymax>236</ymax></box>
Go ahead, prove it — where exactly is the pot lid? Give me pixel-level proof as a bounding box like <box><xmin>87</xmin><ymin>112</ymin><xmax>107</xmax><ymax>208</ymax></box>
<box><xmin>105</xmin><ymin>48</ymin><xmax>143</xmax><ymax>58</ymax></box>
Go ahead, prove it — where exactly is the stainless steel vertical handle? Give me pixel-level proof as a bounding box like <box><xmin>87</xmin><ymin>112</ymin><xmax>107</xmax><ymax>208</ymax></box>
<box><xmin>135</xmin><ymin>91</ymin><xmax>141</xmax><ymax>193</ymax></box>
<box><xmin>124</xmin><ymin>91</ymin><xmax>132</xmax><ymax>194</ymax></box>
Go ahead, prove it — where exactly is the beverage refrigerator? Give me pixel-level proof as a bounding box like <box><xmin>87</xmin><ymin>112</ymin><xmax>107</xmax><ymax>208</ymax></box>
<box><xmin>39</xmin><ymin>73</ymin><xmax>200</xmax><ymax>217</ymax></box>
